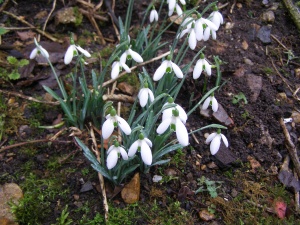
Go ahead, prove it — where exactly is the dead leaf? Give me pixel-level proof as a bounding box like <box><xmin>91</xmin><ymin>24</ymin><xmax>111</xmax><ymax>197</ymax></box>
<box><xmin>117</xmin><ymin>82</ymin><xmax>135</xmax><ymax>95</ymax></box>
<box><xmin>247</xmin><ymin>156</ymin><xmax>261</xmax><ymax>172</ymax></box>
<box><xmin>17</xmin><ymin>31</ymin><xmax>36</xmax><ymax>41</ymax></box>
<box><xmin>278</xmin><ymin>170</ymin><xmax>300</xmax><ymax>191</ymax></box>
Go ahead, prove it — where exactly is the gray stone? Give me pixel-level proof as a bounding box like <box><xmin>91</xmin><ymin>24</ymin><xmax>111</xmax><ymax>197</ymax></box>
<box><xmin>80</xmin><ymin>181</ymin><xmax>94</xmax><ymax>193</ymax></box>
<box><xmin>214</xmin><ymin>143</ymin><xmax>237</xmax><ymax>169</ymax></box>
<box><xmin>257</xmin><ymin>25</ymin><xmax>272</xmax><ymax>44</ymax></box>
<box><xmin>261</xmin><ymin>11</ymin><xmax>275</xmax><ymax>23</ymax></box>
<box><xmin>212</xmin><ymin>104</ymin><xmax>234</xmax><ymax>127</ymax></box>
<box><xmin>246</xmin><ymin>74</ymin><xmax>262</xmax><ymax>102</ymax></box>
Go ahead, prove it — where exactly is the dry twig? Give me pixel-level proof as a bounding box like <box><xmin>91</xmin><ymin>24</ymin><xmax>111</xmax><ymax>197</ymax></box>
<box><xmin>279</xmin><ymin>118</ymin><xmax>300</xmax><ymax>179</ymax></box>
<box><xmin>89</xmin><ymin>123</ymin><xmax>109</xmax><ymax>222</ymax></box>
<box><xmin>39</xmin><ymin>0</ymin><xmax>57</xmax><ymax>42</ymax></box>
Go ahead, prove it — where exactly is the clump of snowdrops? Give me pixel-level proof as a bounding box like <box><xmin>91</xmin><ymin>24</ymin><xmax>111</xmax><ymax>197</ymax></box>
<box><xmin>31</xmin><ymin>0</ymin><xmax>228</xmax><ymax>185</ymax></box>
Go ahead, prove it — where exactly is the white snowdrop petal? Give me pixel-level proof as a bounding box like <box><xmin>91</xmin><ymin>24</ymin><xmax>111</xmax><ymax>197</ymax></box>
<box><xmin>29</xmin><ymin>48</ymin><xmax>38</xmax><ymax>59</ymax></box>
<box><xmin>145</xmin><ymin>138</ymin><xmax>153</xmax><ymax>147</ymax></box>
<box><xmin>102</xmin><ymin>118</ymin><xmax>114</xmax><ymax>139</ymax></box>
<box><xmin>76</xmin><ymin>45</ymin><xmax>91</xmax><ymax>57</ymax></box>
<box><xmin>211</xmin><ymin>97</ymin><xmax>219</xmax><ymax>112</ymax></box>
<box><xmin>119</xmin><ymin>147</ymin><xmax>128</xmax><ymax>160</ymax></box>
<box><xmin>162</xmin><ymin>108</ymin><xmax>173</xmax><ymax>121</ymax></box>
<box><xmin>212</xmin><ymin>30</ymin><xmax>217</xmax><ymax>40</ymax></box>
<box><xmin>141</xmin><ymin>141</ymin><xmax>152</xmax><ymax>165</ymax></box>
<box><xmin>204</xmin><ymin>60</ymin><xmax>212</xmax><ymax>76</ymax></box>
<box><xmin>111</xmin><ymin>62</ymin><xmax>120</xmax><ymax>79</ymax></box>
<box><xmin>179</xmin><ymin>0</ymin><xmax>186</xmax><ymax>5</ymax></box>
<box><xmin>168</xmin><ymin>0</ymin><xmax>176</xmax><ymax>11</ymax></box>
<box><xmin>175</xmin><ymin>4</ymin><xmax>183</xmax><ymax>16</ymax></box>
<box><xmin>121</xmin><ymin>62</ymin><xmax>131</xmax><ymax>73</ymax></box>
<box><xmin>188</xmin><ymin>29</ymin><xmax>197</xmax><ymax>50</ymax></box>
<box><xmin>205</xmin><ymin>132</ymin><xmax>217</xmax><ymax>144</ymax></box>
<box><xmin>193</xmin><ymin>60</ymin><xmax>203</xmax><ymax>79</ymax></box>
<box><xmin>64</xmin><ymin>45</ymin><xmax>76</xmax><ymax>65</ymax></box>
<box><xmin>210</xmin><ymin>135</ymin><xmax>221</xmax><ymax>155</ymax></box>
<box><xmin>221</xmin><ymin>134</ymin><xmax>229</xmax><ymax>147</ymax></box>
<box><xmin>150</xmin><ymin>10</ymin><xmax>155</xmax><ymax>23</ymax></box>
<box><xmin>203</xmin><ymin>18</ymin><xmax>218</xmax><ymax>31</ymax></box>
<box><xmin>117</xmin><ymin>116</ymin><xmax>131</xmax><ymax>135</ymax></box>
<box><xmin>148</xmin><ymin>89</ymin><xmax>155</xmax><ymax>102</ymax></box>
<box><xmin>139</xmin><ymin>89</ymin><xmax>148</xmax><ymax>107</ymax></box>
<box><xmin>107</xmin><ymin>145</ymin><xmax>115</xmax><ymax>154</ymax></box>
<box><xmin>153</xmin><ymin>61</ymin><xmax>168</xmax><ymax>81</ymax></box>
<box><xmin>120</xmin><ymin>52</ymin><xmax>127</xmax><ymax>64</ymax></box>
<box><xmin>202</xmin><ymin>97</ymin><xmax>211</xmax><ymax>110</ymax></box>
<box><xmin>217</xmin><ymin>12</ymin><xmax>224</xmax><ymax>25</ymax></box>
<box><xmin>176</xmin><ymin>105</ymin><xmax>187</xmax><ymax>123</ymax></box>
<box><xmin>203</xmin><ymin>28</ymin><xmax>211</xmax><ymax>41</ymax></box>
<box><xmin>171</xmin><ymin>62</ymin><xmax>183</xmax><ymax>78</ymax></box>
<box><xmin>40</xmin><ymin>47</ymin><xmax>50</xmax><ymax>58</ymax></box>
<box><xmin>107</xmin><ymin>150</ymin><xmax>118</xmax><ymax>169</ymax></box>
<box><xmin>195</xmin><ymin>20</ymin><xmax>204</xmax><ymax>41</ymax></box>
<box><xmin>179</xmin><ymin>28</ymin><xmax>190</xmax><ymax>39</ymax></box>
<box><xmin>157</xmin><ymin>117</ymin><xmax>172</xmax><ymax>134</ymax></box>
<box><xmin>175</xmin><ymin>119</ymin><xmax>189</xmax><ymax>146</ymax></box>
<box><xmin>128</xmin><ymin>140</ymin><xmax>139</xmax><ymax>157</ymax></box>
<box><xmin>129</xmin><ymin>49</ymin><xmax>143</xmax><ymax>63</ymax></box>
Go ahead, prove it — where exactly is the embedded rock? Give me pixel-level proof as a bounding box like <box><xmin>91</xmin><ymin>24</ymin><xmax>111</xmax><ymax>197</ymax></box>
<box><xmin>121</xmin><ymin>173</ymin><xmax>140</xmax><ymax>204</ymax></box>
<box><xmin>55</xmin><ymin>7</ymin><xmax>82</xmax><ymax>26</ymax></box>
<box><xmin>257</xmin><ymin>25</ymin><xmax>272</xmax><ymax>44</ymax></box>
<box><xmin>212</xmin><ymin>104</ymin><xmax>234</xmax><ymax>127</ymax></box>
<box><xmin>0</xmin><ymin>183</ymin><xmax>23</xmax><ymax>225</ymax></box>
<box><xmin>246</xmin><ymin>74</ymin><xmax>262</xmax><ymax>102</ymax></box>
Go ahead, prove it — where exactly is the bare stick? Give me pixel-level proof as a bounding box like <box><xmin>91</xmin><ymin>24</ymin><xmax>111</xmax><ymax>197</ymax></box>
<box><xmin>0</xmin><ymin>89</ymin><xmax>59</xmax><ymax>105</ymax></box>
<box><xmin>2</xmin><ymin>10</ymin><xmax>63</xmax><ymax>43</ymax></box>
<box><xmin>102</xmin><ymin>94</ymin><xmax>135</xmax><ymax>103</ymax></box>
<box><xmin>40</xmin><ymin>0</ymin><xmax>57</xmax><ymax>42</ymax></box>
<box><xmin>89</xmin><ymin>124</ymin><xmax>109</xmax><ymax>222</ymax></box>
<box><xmin>279</xmin><ymin>118</ymin><xmax>300</xmax><ymax>178</ymax></box>
<box><xmin>294</xmin><ymin>169</ymin><xmax>300</xmax><ymax>211</ymax></box>
<box><xmin>102</xmin><ymin>50</ymin><xmax>171</xmax><ymax>88</ymax></box>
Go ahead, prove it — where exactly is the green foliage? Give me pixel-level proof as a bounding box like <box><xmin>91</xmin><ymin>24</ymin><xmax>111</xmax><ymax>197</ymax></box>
<box><xmin>0</xmin><ymin>56</ymin><xmax>29</xmax><ymax>81</ymax></box>
<box><xmin>0</xmin><ymin>27</ymin><xmax>8</xmax><ymax>35</ymax></box>
<box><xmin>11</xmin><ymin>173</ymin><xmax>70</xmax><ymax>225</ymax></box>
<box><xmin>232</xmin><ymin>92</ymin><xmax>248</xmax><ymax>105</ymax></box>
<box><xmin>195</xmin><ymin>176</ymin><xmax>223</xmax><ymax>198</ymax></box>
<box><xmin>54</xmin><ymin>205</ymin><xmax>73</xmax><ymax>225</ymax></box>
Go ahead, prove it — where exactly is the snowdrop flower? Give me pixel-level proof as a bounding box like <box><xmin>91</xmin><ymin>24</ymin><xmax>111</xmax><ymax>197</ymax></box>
<box><xmin>157</xmin><ymin>108</ymin><xmax>189</xmax><ymax>146</ymax></box>
<box><xmin>30</xmin><ymin>38</ymin><xmax>49</xmax><ymax>59</ymax></box>
<box><xmin>149</xmin><ymin>7</ymin><xmax>159</xmax><ymax>23</ymax></box>
<box><xmin>162</xmin><ymin>97</ymin><xmax>187</xmax><ymax>124</ymax></box>
<box><xmin>128</xmin><ymin>133</ymin><xmax>153</xmax><ymax>165</ymax></box>
<box><xmin>138</xmin><ymin>82</ymin><xmax>154</xmax><ymax>107</ymax></box>
<box><xmin>102</xmin><ymin>108</ymin><xmax>131</xmax><ymax>139</ymax></box>
<box><xmin>194</xmin><ymin>15</ymin><xmax>218</xmax><ymax>41</ymax></box>
<box><xmin>202</xmin><ymin>94</ymin><xmax>218</xmax><ymax>112</ymax></box>
<box><xmin>64</xmin><ymin>44</ymin><xmax>91</xmax><ymax>65</ymax></box>
<box><xmin>167</xmin><ymin>0</ymin><xmax>184</xmax><ymax>16</ymax></box>
<box><xmin>205</xmin><ymin>129</ymin><xmax>228</xmax><ymax>155</ymax></box>
<box><xmin>209</xmin><ymin>6</ymin><xmax>224</xmax><ymax>30</ymax></box>
<box><xmin>179</xmin><ymin>22</ymin><xmax>197</xmax><ymax>50</ymax></box>
<box><xmin>106</xmin><ymin>141</ymin><xmax>128</xmax><ymax>169</ymax></box>
<box><xmin>120</xmin><ymin>45</ymin><xmax>143</xmax><ymax>64</ymax></box>
<box><xmin>111</xmin><ymin>58</ymin><xmax>131</xmax><ymax>79</ymax></box>
<box><xmin>153</xmin><ymin>56</ymin><xmax>183</xmax><ymax>81</ymax></box>
<box><xmin>193</xmin><ymin>53</ymin><xmax>212</xmax><ymax>79</ymax></box>
<box><xmin>203</xmin><ymin>26</ymin><xmax>217</xmax><ymax>41</ymax></box>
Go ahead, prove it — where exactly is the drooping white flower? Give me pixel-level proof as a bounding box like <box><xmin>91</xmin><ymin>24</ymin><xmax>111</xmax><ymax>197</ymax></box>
<box><xmin>205</xmin><ymin>130</ymin><xmax>228</xmax><ymax>155</ymax></box>
<box><xmin>193</xmin><ymin>54</ymin><xmax>212</xmax><ymax>79</ymax></box>
<box><xmin>194</xmin><ymin>16</ymin><xmax>218</xmax><ymax>41</ymax></box>
<box><xmin>179</xmin><ymin>21</ymin><xmax>197</xmax><ymax>50</ymax></box>
<box><xmin>157</xmin><ymin>108</ymin><xmax>189</xmax><ymax>146</ymax></box>
<box><xmin>106</xmin><ymin>141</ymin><xmax>128</xmax><ymax>169</ymax></box>
<box><xmin>167</xmin><ymin>0</ymin><xmax>184</xmax><ymax>16</ymax></box>
<box><xmin>128</xmin><ymin>133</ymin><xmax>153</xmax><ymax>165</ymax></box>
<box><xmin>153</xmin><ymin>56</ymin><xmax>183</xmax><ymax>81</ymax></box>
<box><xmin>102</xmin><ymin>108</ymin><xmax>131</xmax><ymax>139</ymax></box>
<box><xmin>203</xmin><ymin>26</ymin><xmax>217</xmax><ymax>41</ymax></box>
<box><xmin>111</xmin><ymin>59</ymin><xmax>131</xmax><ymax>79</ymax></box>
<box><xmin>120</xmin><ymin>46</ymin><xmax>143</xmax><ymax>64</ymax></box>
<box><xmin>209</xmin><ymin>6</ymin><xmax>224</xmax><ymax>30</ymax></box>
<box><xmin>202</xmin><ymin>95</ymin><xmax>218</xmax><ymax>112</ymax></box>
<box><xmin>162</xmin><ymin>97</ymin><xmax>187</xmax><ymax>124</ymax></box>
<box><xmin>149</xmin><ymin>8</ymin><xmax>159</xmax><ymax>23</ymax></box>
<box><xmin>138</xmin><ymin>83</ymin><xmax>154</xmax><ymax>107</ymax></box>
<box><xmin>30</xmin><ymin>38</ymin><xmax>49</xmax><ymax>59</ymax></box>
<box><xmin>64</xmin><ymin>44</ymin><xmax>91</xmax><ymax>65</ymax></box>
